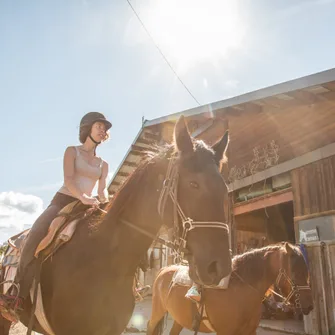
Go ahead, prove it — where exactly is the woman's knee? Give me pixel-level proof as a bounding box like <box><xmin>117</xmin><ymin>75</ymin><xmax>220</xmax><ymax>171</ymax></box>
<box><xmin>26</xmin><ymin>205</ymin><xmax>62</xmax><ymax>238</ymax></box>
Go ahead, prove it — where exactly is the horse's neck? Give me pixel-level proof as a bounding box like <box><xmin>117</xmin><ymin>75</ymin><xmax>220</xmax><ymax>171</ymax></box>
<box><xmin>101</xmin><ymin>171</ymin><xmax>163</xmax><ymax>276</ymax></box>
<box><xmin>234</xmin><ymin>249</ymin><xmax>281</xmax><ymax>297</ymax></box>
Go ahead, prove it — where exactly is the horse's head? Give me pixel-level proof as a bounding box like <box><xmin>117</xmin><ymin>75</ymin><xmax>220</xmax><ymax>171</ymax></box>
<box><xmin>270</xmin><ymin>242</ymin><xmax>313</xmax><ymax>315</ymax></box>
<box><xmin>159</xmin><ymin>116</ymin><xmax>232</xmax><ymax>286</ymax></box>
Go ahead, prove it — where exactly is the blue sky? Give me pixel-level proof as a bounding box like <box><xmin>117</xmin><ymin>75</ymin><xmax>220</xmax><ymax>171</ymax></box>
<box><xmin>1</xmin><ymin>0</ymin><xmax>335</xmax><ymax>242</ymax></box>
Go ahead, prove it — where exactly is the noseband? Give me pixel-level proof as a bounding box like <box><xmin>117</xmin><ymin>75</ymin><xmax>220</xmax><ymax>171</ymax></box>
<box><xmin>273</xmin><ymin>267</ymin><xmax>311</xmax><ymax>310</ymax></box>
<box><xmin>157</xmin><ymin>154</ymin><xmax>229</xmax><ymax>258</ymax></box>
<box><xmin>118</xmin><ymin>153</ymin><xmax>228</xmax><ymax>260</ymax></box>
<box><xmin>235</xmin><ymin>247</ymin><xmax>311</xmax><ymax>311</ymax></box>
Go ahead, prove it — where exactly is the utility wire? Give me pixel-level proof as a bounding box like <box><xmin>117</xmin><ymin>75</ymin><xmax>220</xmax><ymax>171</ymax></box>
<box><xmin>125</xmin><ymin>0</ymin><xmax>201</xmax><ymax>106</ymax></box>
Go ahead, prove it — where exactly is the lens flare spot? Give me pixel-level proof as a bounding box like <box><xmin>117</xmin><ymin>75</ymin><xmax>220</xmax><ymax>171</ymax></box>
<box><xmin>132</xmin><ymin>314</ymin><xmax>144</xmax><ymax>328</ymax></box>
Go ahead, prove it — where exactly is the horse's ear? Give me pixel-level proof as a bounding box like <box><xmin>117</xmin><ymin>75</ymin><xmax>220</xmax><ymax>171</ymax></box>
<box><xmin>174</xmin><ymin>115</ymin><xmax>193</xmax><ymax>154</ymax></box>
<box><xmin>283</xmin><ymin>242</ymin><xmax>294</xmax><ymax>255</ymax></box>
<box><xmin>212</xmin><ymin>130</ymin><xmax>229</xmax><ymax>164</ymax></box>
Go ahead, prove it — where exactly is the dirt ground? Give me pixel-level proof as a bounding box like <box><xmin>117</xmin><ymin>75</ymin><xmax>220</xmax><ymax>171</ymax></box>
<box><xmin>8</xmin><ymin>297</ymin><xmax>304</xmax><ymax>335</ymax></box>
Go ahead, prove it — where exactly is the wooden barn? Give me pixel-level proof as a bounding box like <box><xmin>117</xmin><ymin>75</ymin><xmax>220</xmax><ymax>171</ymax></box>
<box><xmin>108</xmin><ymin>68</ymin><xmax>335</xmax><ymax>335</ymax></box>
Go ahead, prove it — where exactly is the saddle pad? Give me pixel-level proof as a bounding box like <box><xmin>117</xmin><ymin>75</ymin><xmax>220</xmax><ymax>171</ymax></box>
<box><xmin>172</xmin><ymin>265</ymin><xmax>231</xmax><ymax>289</ymax></box>
<box><xmin>8</xmin><ymin>229</ymin><xmax>30</xmax><ymax>250</ymax></box>
<box><xmin>35</xmin><ymin>218</ymin><xmax>80</xmax><ymax>260</ymax></box>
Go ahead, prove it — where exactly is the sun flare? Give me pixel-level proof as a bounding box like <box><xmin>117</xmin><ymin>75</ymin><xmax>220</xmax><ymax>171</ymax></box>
<box><xmin>141</xmin><ymin>0</ymin><xmax>246</xmax><ymax>72</ymax></box>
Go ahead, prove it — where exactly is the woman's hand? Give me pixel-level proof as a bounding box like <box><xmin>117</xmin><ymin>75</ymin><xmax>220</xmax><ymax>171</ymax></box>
<box><xmin>80</xmin><ymin>194</ymin><xmax>100</xmax><ymax>207</ymax></box>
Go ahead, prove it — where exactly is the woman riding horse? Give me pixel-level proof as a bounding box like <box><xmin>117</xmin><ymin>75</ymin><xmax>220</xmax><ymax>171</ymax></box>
<box><xmin>0</xmin><ymin>112</ymin><xmax>112</xmax><ymax>322</ymax></box>
<box><xmin>0</xmin><ymin>115</ymin><xmax>233</xmax><ymax>335</ymax></box>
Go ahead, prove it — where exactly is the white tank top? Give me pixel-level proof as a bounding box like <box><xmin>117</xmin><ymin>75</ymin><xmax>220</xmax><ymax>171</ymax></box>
<box><xmin>58</xmin><ymin>146</ymin><xmax>103</xmax><ymax>198</ymax></box>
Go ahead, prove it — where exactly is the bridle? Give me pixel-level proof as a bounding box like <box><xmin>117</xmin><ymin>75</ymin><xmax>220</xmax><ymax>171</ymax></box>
<box><xmin>157</xmin><ymin>154</ymin><xmax>229</xmax><ymax>260</ymax></box>
<box><xmin>235</xmin><ymin>247</ymin><xmax>311</xmax><ymax>311</ymax></box>
<box><xmin>272</xmin><ymin>263</ymin><xmax>311</xmax><ymax>310</ymax></box>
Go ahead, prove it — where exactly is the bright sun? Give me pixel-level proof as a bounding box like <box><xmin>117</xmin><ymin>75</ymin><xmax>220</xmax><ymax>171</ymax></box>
<box><xmin>141</xmin><ymin>0</ymin><xmax>246</xmax><ymax>72</ymax></box>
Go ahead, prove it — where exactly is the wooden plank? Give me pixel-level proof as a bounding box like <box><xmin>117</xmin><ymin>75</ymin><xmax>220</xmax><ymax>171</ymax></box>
<box><xmin>291</xmin><ymin>155</ymin><xmax>335</xmax><ymax>218</ymax></box>
<box><xmin>288</xmin><ymin>90</ymin><xmax>323</xmax><ymax>104</ymax></box>
<box><xmin>131</xmin><ymin>145</ymin><xmax>151</xmax><ymax>152</ymax></box>
<box><xmin>322</xmin><ymin>82</ymin><xmax>335</xmax><ymax>91</ymax></box>
<box><xmin>136</xmin><ymin>137</ymin><xmax>156</xmax><ymax>146</ymax></box>
<box><xmin>294</xmin><ymin>209</ymin><xmax>335</xmax><ymax>222</ymax></box>
<box><xmin>227</xmin><ymin>101</ymin><xmax>335</xmax><ymax>174</ymax></box>
<box><xmin>233</xmin><ymin>189</ymin><xmax>293</xmax><ymax>216</ymax></box>
<box><xmin>123</xmin><ymin>161</ymin><xmax>138</xmax><ymax>168</ymax></box>
<box><xmin>142</xmin><ymin>131</ymin><xmax>160</xmax><ymax>141</ymax></box>
<box><xmin>228</xmin><ymin>142</ymin><xmax>335</xmax><ymax>191</ymax></box>
<box><xmin>130</xmin><ymin>150</ymin><xmax>146</xmax><ymax>157</ymax></box>
<box><xmin>290</xmin><ymin>170</ymin><xmax>302</xmax><ymax>217</ymax></box>
<box><xmin>117</xmin><ymin>171</ymin><xmax>130</xmax><ymax>178</ymax></box>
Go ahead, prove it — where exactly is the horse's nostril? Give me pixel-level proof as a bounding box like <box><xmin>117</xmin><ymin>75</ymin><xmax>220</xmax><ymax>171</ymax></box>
<box><xmin>208</xmin><ymin>261</ymin><xmax>218</xmax><ymax>277</ymax></box>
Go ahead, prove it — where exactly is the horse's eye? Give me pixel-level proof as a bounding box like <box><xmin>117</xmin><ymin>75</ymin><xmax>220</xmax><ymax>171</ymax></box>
<box><xmin>189</xmin><ymin>181</ymin><xmax>199</xmax><ymax>189</ymax></box>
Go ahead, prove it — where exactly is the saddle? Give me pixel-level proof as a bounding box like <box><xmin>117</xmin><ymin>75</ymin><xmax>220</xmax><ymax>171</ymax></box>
<box><xmin>171</xmin><ymin>265</ymin><xmax>231</xmax><ymax>333</ymax></box>
<box><xmin>0</xmin><ymin>201</ymin><xmax>107</xmax><ymax>333</ymax></box>
<box><xmin>1</xmin><ymin>200</ymin><xmax>93</xmax><ymax>286</ymax></box>
<box><xmin>172</xmin><ymin>265</ymin><xmax>231</xmax><ymax>289</ymax></box>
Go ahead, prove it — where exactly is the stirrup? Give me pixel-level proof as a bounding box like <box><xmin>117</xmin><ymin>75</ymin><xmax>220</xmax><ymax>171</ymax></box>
<box><xmin>0</xmin><ymin>281</ymin><xmax>22</xmax><ymax>323</ymax></box>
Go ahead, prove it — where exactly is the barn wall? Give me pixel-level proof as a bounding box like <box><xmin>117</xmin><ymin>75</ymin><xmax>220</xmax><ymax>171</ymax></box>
<box><xmin>291</xmin><ymin>155</ymin><xmax>335</xmax><ymax>217</ymax></box>
<box><xmin>291</xmin><ymin>156</ymin><xmax>335</xmax><ymax>334</ymax></box>
<box><xmin>226</xmin><ymin>101</ymin><xmax>335</xmax><ymax>179</ymax></box>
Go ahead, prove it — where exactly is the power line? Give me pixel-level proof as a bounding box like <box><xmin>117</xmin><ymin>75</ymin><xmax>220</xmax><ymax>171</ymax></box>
<box><xmin>125</xmin><ymin>0</ymin><xmax>201</xmax><ymax>106</ymax></box>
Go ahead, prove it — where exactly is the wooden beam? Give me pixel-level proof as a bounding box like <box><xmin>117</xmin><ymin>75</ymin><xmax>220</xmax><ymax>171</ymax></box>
<box><xmin>233</xmin><ymin>189</ymin><xmax>293</xmax><ymax>216</ymax></box>
<box><xmin>294</xmin><ymin>209</ymin><xmax>335</xmax><ymax>222</ymax></box>
<box><xmin>143</xmin><ymin>132</ymin><xmax>160</xmax><ymax>141</ymax></box>
<box><xmin>117</xmin><ymin>171</ymin><xmax>130</xmax><ymax>178</ymax></box>
<box><xmin>131</xmin><ymin>144</ymin><xmax>151</xmax><ymax>152</ymax></box>
<box><xmin>228</xmin><ymin>142</ymin><xmax>335</xmax><ymax>191</ymax></box>
<box><xmin>111</xmin><ymin>181</ymin><xmax>121</xmax><ymax>186</ymax></box>
<box><xmin>136</xmin><ymin>137</ymin><xmax>156</xmax><ymax>146</ymax></box>
<box><xmin>123</xmin><ymin>161</ymin><xmax>138</xmax><ymax>168</ymax></box>
<box><xmin>322</xmin><ymin>82</ymin><xmax>335</xmax><ymax>92</ymax></box>
<box><xmin>287</xmin><ymin>90</ymin><xmax>320</xmax><ymax>104</ymax></box>
<box><xmin>130</xmin><ymin>150</ymin><xmax>146</xmax><ymax>156</ymax></box>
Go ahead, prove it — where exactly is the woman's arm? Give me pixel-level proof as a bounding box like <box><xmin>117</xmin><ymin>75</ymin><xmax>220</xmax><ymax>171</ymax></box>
<box><xmin>97</xmin><ymin>161</ymin><xmax>109</xmax><ymax>202</ymax></box>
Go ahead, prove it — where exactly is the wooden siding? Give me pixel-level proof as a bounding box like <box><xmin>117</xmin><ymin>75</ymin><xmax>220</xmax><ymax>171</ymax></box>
<box><xmin>291</xmin><ymin>155</ymin><xmax>335</xmax><ymax>217</ymax></box>
<box><xmin>303</xmin><ymin>242</ymin><xmax>335</xmax><ymax>335</ymax></box>
<box><xmin>291</xmin><ymin>157</ymin><xmax>335</xmax><ymax>334</ymax></box>
<box><xmin>225</xmin><ymin>100</ymin><xmax>335</xmax><ymax>178</ymax></box>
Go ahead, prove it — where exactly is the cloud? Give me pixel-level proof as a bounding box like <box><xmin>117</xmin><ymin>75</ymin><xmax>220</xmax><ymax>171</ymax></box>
<box><xmin>0</xmin><ymin>192</ymin><xmax>43</xmax><ymax>214</ymax></box>
<box><xmin>0</xmin><ymin>192</ymin><xmax>44</xmax><ymax>243</ymax></box>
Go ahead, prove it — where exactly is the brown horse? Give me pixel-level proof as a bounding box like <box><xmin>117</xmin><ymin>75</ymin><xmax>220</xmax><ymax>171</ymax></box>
<box><xmin>0</xmin><ymin>115</ymin><xmax>232</xmax><ymax>335</ymax></box>
<box><xmin>147</xmin><ymin>242</ymin><xmax>314</xmax><ymax>335</ymax></box>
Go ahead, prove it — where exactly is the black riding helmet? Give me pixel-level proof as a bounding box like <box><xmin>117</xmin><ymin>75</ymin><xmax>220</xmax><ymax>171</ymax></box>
<box><xmin>80</xmin><ymin>112</ymin><xmax>112</xmax><ymax>130</ymax></box>
<box><xmin>79</xmin><ymin>112</ymin><xmax>112</xmax><ymax>145</ymax></box>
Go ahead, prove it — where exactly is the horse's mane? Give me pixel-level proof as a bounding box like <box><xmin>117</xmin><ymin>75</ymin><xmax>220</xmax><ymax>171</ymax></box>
<box><xmin>87</xmin><ymin>137</ymin><xmax>224</xmax><ymax>229</ymax></box>
<box><xmin>231</xmin><ymin>242</ymin><xmax>299</xmax><ymax>284</ymax></box>
<box><xmin>87</xmin><ymin>143</ymin><xmax>173</xmax><ymax>229</ymax></box>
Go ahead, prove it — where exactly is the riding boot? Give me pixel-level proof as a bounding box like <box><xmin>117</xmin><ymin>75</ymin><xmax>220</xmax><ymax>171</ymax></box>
<box><xmin>185</xmin><ymin>283</ymin><xmax>201</xmax><ymax>302</ymax></box>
